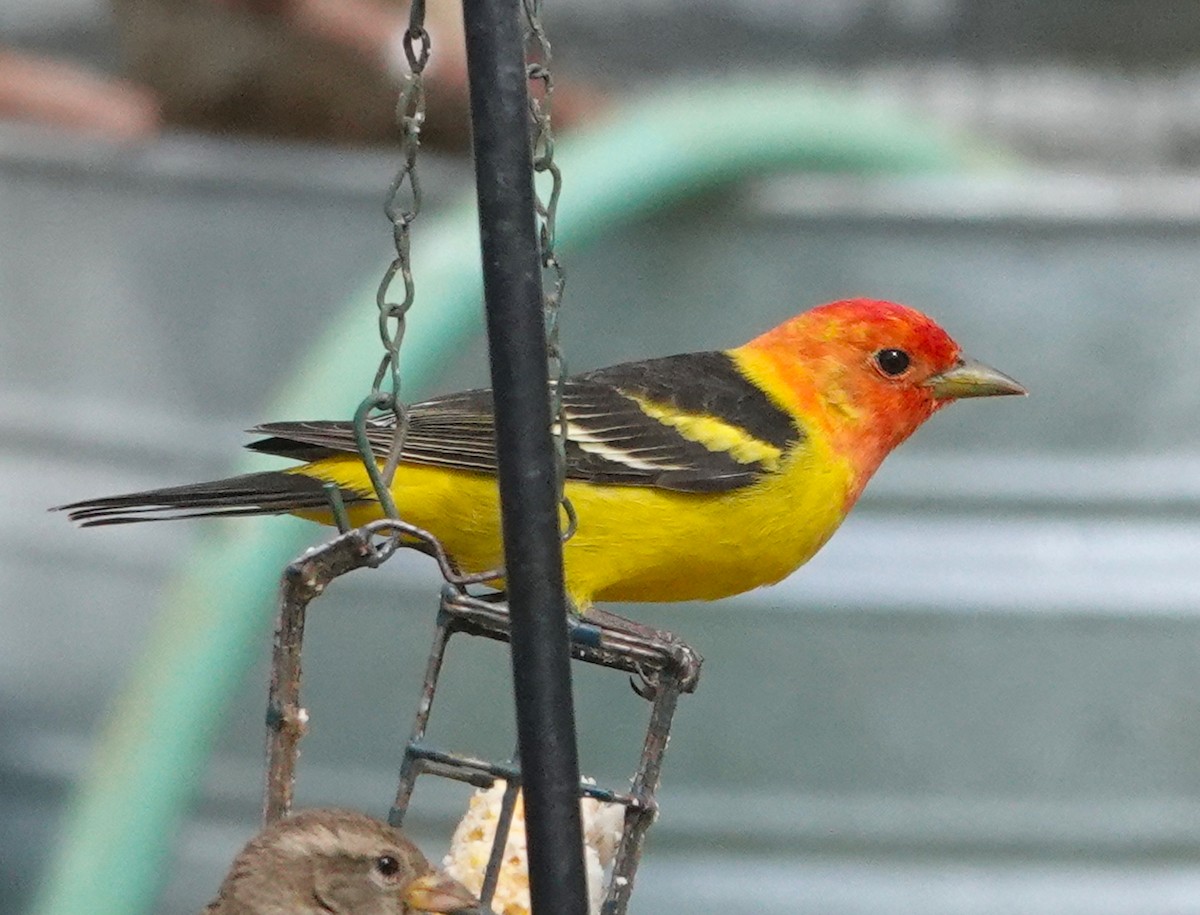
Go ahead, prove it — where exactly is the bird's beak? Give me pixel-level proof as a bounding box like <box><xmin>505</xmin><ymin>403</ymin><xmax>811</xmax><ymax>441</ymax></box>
<box><xmin>923</xmin><ymin>357</ymin><xmax>1027</xmax><ymax>399</ymax></box>
<box><xmin>404</xmin><ymin>871</ymin><xmax>480</xmax><ymax>913</ymax></box>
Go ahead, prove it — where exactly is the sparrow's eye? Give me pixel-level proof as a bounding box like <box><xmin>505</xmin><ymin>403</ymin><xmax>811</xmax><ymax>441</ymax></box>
<box><xmin>874</xmin><ymin>348</ymin><xmax>911</xmax><ymax>376</ymax></box>
<box><xmin>375</xmin><ymin>855</ymin><xmax>401</xmax><ymax>877</ymax></box>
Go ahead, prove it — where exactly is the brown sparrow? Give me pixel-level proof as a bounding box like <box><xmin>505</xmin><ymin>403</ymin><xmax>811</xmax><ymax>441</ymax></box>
<box><xmin>204</xmin><ymin>808</ymin><xmax>479</xmax><ymax>914</ymax></box>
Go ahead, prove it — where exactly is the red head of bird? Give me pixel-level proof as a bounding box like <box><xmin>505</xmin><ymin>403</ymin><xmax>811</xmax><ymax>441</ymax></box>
<box><xmin>736</xmin><ymin>298</ymin><xmax>1024</xmax><ymax>507</ymax></box>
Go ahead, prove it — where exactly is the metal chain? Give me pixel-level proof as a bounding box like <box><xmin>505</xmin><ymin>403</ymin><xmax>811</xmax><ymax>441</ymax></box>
<box><xmin>339</xmin><ymin>0</ymin><xmax>431</xmax><ymax>547</ymax></box>
<box><xmin>522</xmin><ymin>0</ymin><xmax>577</xmax><ymax>542</ymax></box>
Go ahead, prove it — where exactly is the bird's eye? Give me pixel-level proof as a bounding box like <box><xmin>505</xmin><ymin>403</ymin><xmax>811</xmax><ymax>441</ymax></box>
<box><xmin>375</xmin><ymin>855</ymin><xmax>401</xmax><ymax>877</ymax></box>
<box><xmin>874</xmin><ymin>348</ymin><xmax>911</xmax><ymax>376</ymax></box>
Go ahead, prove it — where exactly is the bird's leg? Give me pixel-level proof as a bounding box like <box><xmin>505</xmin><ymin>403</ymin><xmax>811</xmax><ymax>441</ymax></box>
<box><xmin>577</xmin><ymin>604</ymin><xmax>681</xmax><ymax>649</ymax></box>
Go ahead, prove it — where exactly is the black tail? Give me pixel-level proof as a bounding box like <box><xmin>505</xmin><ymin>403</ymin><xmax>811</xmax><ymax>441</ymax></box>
<box><xmin>55</xmin><ymin>471</ymin><xmax>363</xmax><ymax>527</ymax></box>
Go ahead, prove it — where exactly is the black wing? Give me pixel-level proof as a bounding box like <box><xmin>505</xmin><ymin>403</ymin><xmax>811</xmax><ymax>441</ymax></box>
<box><xmin>248</xmin><ymin>352</ymin><xmax>802</xmax><ymax>494</ymax></box>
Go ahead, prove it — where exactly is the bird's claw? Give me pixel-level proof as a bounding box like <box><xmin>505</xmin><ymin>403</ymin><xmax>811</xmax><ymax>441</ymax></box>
<box><xmin>629</xmin><ymin>663</ymin><xmax>660</xmax><ymax>701</ymax></box>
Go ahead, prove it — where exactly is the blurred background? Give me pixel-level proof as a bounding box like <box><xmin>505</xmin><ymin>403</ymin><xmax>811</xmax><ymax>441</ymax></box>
<box><xmin>5</xmin><ymin>0</ymin><xmax>1200</xmax><ymax>913</ymax></box>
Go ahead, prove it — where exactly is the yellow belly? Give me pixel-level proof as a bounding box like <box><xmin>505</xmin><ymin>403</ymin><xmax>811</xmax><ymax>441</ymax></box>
<box><xmin>292</xmin><ymin>441</ymin><xmax>854</xmax><ymax>608</ymax></box>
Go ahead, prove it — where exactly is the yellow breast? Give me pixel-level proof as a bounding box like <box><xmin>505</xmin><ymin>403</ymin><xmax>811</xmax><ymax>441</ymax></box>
<box><xmin>291</xmin><ymin>433</ymin><xmax>854</xmax><ymax>608</ymax></box>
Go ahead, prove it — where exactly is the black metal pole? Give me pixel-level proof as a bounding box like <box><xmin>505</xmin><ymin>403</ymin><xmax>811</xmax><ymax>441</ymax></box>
<box><xmin>460</xmin><ymin>2</ymin><xmax>590</xmax><ymax>913</ymax></box>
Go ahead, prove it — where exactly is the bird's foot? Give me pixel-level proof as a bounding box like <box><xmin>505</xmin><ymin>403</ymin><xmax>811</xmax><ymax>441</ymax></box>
<box><xmin>579</xmin><ymin>606</ymin><xmax>702</xmax><ymax>698</ymax></box>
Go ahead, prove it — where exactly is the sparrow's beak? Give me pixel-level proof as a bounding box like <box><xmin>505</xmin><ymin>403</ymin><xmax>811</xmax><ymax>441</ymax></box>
<box><xmin>404</xmin><ymin>871</ymin><xmax>480</xmax><ymax>913</ymax></box>
<box><xmin>924</xmin><ymin>357</ymin><xmax>1027</xmax><ymax>399</ymax></box>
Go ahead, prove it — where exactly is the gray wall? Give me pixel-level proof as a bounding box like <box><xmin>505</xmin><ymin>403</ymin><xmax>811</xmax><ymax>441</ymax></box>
<box><xmin>4</xmin><ymin>129</ymin><xmax>1200</xmax><ymax>914</ymax></box>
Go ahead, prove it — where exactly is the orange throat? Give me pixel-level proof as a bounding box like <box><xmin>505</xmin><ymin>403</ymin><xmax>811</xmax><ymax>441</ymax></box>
<box><xmin>731</xmin><ymin>340</ymin><xmax>943</xmax><ymax>513</ymax></box>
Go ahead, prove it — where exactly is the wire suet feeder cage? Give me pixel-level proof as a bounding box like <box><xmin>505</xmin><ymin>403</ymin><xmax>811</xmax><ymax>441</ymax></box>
<box><xmin>261</xmin><ymin>1</ymin><xmax>703</xmax><ymax>913</ymax></box>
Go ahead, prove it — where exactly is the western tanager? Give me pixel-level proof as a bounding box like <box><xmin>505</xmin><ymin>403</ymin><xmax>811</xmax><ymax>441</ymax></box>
<box><xmin>60</xmin><ymin>299</ymin><xmax>1024</xmax><ymax>608</ymax></box>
